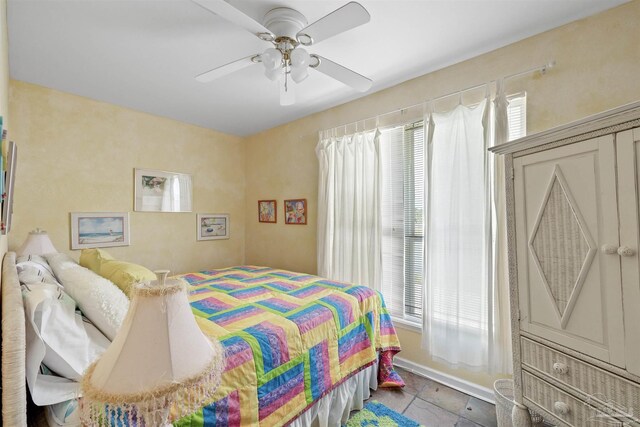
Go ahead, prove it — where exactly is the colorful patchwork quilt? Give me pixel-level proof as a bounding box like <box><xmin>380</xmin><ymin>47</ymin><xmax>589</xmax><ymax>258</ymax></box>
<box><xmin>173</xmin><ymin>266</ymin><xmax>403</xmax><ymax>427</ymax></box>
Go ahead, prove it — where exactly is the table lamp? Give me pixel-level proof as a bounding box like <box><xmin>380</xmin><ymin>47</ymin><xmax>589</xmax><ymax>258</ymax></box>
<box><xmin>80</xmin><ymin>270</ymin><xmax>225</xmax><ymax>426</ymax></box>
<box><xmin>17</xmin><ymin>228</ymin><xmax>57</xmax><ymax>256</ymax></box>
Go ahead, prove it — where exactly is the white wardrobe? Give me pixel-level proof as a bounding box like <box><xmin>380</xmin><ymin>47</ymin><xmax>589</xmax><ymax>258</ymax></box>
<box><xmin>491</xmin><ymin>102</ymin><xmax>640</xmax><ymax>427</ymax></box>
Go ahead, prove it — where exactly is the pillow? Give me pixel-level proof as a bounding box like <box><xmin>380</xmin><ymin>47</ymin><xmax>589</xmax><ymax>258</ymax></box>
<box><xmin>45</xmin><ymin>397</ymin><xmax>80</xmax><ymax>426</ymax></box>
<box><xmin>17</xmin><ymin>264</ymin><xmax>60</xmax><ymax>286</ymax></box>
<box><xmin>99</xmin><ymin>258</ymin><xmax>156</xmax><ymax>297</ymax></box>
<box><xmin>79</xmin><ymin>248</ymin><xmax>114</xmax><ymax>273</ymax></box>
<box><xmin>17</xmin><ymin>254</ymin><xmax>58</xmax><ymax>285</ymax></box>
<box><xmin>23</xmin><ymin>282</ymin><xmax>110</xmax><ymax>405</ymax></box>
<box><xmin>45</xmin><ymin>253</ymin><xmax>129</xmax><ymax>340</ymax></box>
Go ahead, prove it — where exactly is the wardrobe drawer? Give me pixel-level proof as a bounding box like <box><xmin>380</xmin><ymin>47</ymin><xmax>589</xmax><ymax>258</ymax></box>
<box><xmin>522</xmin><ymin>371</ymin><xmax>627</xmax><ymax>427</ymax></box>
<box><xmin>521</xmin><ymin>337</ymin><xmax>640</xmax><ymax>423</ymax></box>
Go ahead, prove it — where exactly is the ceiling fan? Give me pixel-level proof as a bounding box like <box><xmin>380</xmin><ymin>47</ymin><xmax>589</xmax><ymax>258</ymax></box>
<box><xmin>192</xmin><ymin>0</ymin><xmax>373</xmax><ymax>105</ymax></box>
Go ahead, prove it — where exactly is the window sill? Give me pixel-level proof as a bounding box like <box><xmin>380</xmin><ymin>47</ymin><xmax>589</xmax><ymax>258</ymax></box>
<box><xmin>391</xmin><ymin>316</ymin><xmax>422</xmax><ymax>334</ymax></box>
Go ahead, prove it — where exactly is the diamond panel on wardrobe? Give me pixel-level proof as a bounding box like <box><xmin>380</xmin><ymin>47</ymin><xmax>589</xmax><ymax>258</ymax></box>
<box><xmin>530</xmin><ymin>169</ymin><xmax>593</xmax><ymax>319</ymax></box>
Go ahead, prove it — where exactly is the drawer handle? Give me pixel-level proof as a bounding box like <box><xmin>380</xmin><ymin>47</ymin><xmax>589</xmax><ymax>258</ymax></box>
<box><xmin>553</xmin><ymin>362</ymin><xmax>569</xmax><ymax>375</ymax></box>
<box><xmin>618</xmin><ymin>246</ymin><xmax>636</xmax><ymax>257</ymax></box>
<box><xmin>601</xmin><ymin>244</ymin><xmax>618</xmax><ymax>255</ymax></box>
<box><xmin>554</xmin><ymin>401</ymin><xmax>570</xmax><ymax>415</ymax></box>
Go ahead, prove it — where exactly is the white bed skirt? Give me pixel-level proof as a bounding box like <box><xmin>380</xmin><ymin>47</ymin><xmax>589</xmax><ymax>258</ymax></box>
<box><xmin>288</xmin><ymin>359</ymin><xmax>378</xmax><ymax>427</ymax></box>
<box><xmin>42</xmin><ymin>359</ymin><xmax>379</xmax><ymax>427</ymax></box>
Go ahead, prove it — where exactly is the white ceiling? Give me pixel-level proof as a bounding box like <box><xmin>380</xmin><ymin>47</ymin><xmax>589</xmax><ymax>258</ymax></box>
<box><xmin>7</xmin><ymin>0</ymin><xmax>628</xmax><ymax>136</ymax></box>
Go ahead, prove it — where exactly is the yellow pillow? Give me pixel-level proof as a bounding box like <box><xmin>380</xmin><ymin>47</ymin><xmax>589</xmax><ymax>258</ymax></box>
<box><xmin>99</xmin><ymin>259</ymin><xmax>156</xmax><ymax>297</ymax></box>
<box><xmin>79</xmin><ymin>248</ymin><xmax>114</xmax><ymax>273</ymax></box>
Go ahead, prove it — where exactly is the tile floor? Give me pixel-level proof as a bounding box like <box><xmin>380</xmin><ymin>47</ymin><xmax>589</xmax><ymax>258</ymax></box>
<box><xmin>367</xmin><ymin>367</ymin><xmax>498</xmax><ymax>427</ymax></box>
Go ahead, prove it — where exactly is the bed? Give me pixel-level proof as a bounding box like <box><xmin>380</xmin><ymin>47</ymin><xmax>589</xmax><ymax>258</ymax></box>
<box><xmin>1</xmin><ymin>254</ymin><xmax>403</xmax><ymax>426</ymax></box>
<box><xmin>174</xmin><ymin>265</ymin><xmax>403</xmax><ymax>426</ymax></box>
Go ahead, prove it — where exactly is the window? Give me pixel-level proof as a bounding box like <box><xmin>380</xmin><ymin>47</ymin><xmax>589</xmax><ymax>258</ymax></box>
<box><xmin>380</xmin><ymin>94</ymin><xmax>526</xmax><ymax>325</ymax></box>
<box><xmin>507</xmin><ymin>93</ymin><xmax>527</xmax><ymax>141</ymax></box>
<box><xmin>380</xmin><ymin>121</ymin><xmax>425</xmax><ymax>322</ymax></box>
<box><xmin>403</xmin><ymin>123</ymin><xmax>425</xmax><ymax>318</ymax></box>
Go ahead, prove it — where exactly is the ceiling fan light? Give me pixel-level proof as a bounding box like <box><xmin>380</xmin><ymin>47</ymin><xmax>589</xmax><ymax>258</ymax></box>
<box><xmin>264</xmin><ymin>67</ymin><xmax>282</xmax><ymax>81</ymax></box>
<box><xmin>262</xmin><ymin>48</ymin><xmax>283</xmax><ymax>71</ymax></box>
<box><xmin>290</xmin><ymin>48</ymin><xmax>310</xmax><ymax>68</ymax></box>
<box><xmin>291</xmin><ymin>67</ymin><xmax>309</xmax><ymax>83</ymax></box>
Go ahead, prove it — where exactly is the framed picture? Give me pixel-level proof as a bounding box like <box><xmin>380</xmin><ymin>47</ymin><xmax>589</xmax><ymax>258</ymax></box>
<box><xmin>284</xmin><ymin>199</ymin><xmax>307</xmax><ymax>225</ymax></box>
<box><xmin>2</xmin><ymin>139</ymin><xmax>16</xmax><ymax>235</ymax></box>
<box><xmin>258</xmin><ymin>200</ymin><xmax>277</xmax><ymax>223</ymax></box>
<box><xmin>197</xmin><ymin>214</ymin><xmax>230</xmax><ymax>240</ymax></box>
<box><xmin>70</xmin><ymin>212</ymin><xmax>130</xmax><ymax>250</ymax></box>
<box><xmin>134</xmin><ymin>168</ymin><xmax>193</xmax><ymax>212</ymax></box>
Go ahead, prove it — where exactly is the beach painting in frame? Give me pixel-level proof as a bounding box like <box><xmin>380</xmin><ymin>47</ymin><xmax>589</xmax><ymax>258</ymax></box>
<box><xmin>70</xmin><ymin>212</ymin><xmax>130</xmax><ymax>250</ymax></box>
<box><xmin>197</xmin><ymin>214</ymin><xmax>229</xmax><ymax>240</ymax></box>
<box><xmin>284</xmin><ymin>199</ymin><xmax>307</xmax><ymax>225</ymax></box>
<box><xmin>258</xmin><ymin>200</ymin><xmax>277</xmax><ymax>223</ymax></box>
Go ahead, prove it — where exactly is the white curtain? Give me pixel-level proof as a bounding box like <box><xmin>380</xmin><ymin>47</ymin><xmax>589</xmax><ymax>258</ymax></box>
<box><xmin>491</xmin><ymin>80</ymin><xmax>513</xmax><ymax>374</ymax></box>
<box><xmin>316</xmin><ymin>129</ymin><xmax>382</xmax><ymax>289</ymax></box>
<box><xmin>422</xmin><ymin>97</ymin><xmax>497</xmax><ymax>371</ymax></box>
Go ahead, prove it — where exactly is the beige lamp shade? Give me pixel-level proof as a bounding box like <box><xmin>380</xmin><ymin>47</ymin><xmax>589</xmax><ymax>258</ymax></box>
<box><xmin>17</xmin><ymin>228</ymin><xmax>57</xmax><ymax>256</ymax></box>
<box><xmin>81</xmin><ymin>272</ymin><xmax>225</xmax><ymax>426</ymax></box>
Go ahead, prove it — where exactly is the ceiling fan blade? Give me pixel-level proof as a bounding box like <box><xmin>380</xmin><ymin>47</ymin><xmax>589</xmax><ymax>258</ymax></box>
<box><xmin>196</xmin><ymin>55</ymin><xmax>259</xmax><ymax>83</ymax></box>
<box><xmin>192</xmin><ymin>0</ymin><xmax>274</xmax><ymax>40</ymax></box>
<box><xmin>296</xmin><ymin>2</ymin><xmax>370</xmax><ymax>46</ymax></box>
<box><xmin>311</xmin><ymin>55</ymin><xmax>372</xmax><ymax>92</ymax></box>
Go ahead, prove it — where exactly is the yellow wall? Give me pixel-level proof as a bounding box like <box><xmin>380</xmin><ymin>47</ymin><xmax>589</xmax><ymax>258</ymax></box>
<box><xmin>0</xmin><ymin>0</ymin><xmax>9</xmax><ymax>256</ymax></box>
<box><xmin>8</xmin><ymin>81</ymin><xmax>245</xmax><ymax>274</ymax></box>
<box><xmin>244</xmin><ymin>1</ymin><xmax>640</xmax><ymax>388</ymax></box>
<box><xmin>0</xmin><ymin>0</ymin><xmax>7</xmax><ymax>120</ymax></box>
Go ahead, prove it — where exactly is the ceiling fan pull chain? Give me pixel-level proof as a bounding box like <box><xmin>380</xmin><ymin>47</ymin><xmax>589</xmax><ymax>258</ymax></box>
<box><xmin>285</xmin><ymin>63</ymin><xmax>289</xmax><ymax>91</ymax></box>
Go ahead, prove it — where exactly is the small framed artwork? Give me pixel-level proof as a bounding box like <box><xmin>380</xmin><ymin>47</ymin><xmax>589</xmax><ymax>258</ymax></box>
<box><xmin>258</xmin><ymin>200</ymin><xmax>277</xmax><ymax>223</ymax></box>
<box><xmin>70</xmin><ymin>212</ymin><xmax>130</xmax><ymax>250</ymax></box>
<box><xmin>197</xmin><ymin>214</ymin><xmax>230</xmax><ymax>240</ymax></box>
<box><xmin>284</xmin><ymin>199</ymin><xmax>307</xmax><ymax>225</ymax></box>
<box><xmin>2</xmin><ymin>139</ymin><xmax>16</xmax><ymax>235</ymax></box>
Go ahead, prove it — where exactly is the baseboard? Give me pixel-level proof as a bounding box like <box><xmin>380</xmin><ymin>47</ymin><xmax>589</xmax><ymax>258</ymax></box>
<box><xmin>393</xmin><ymin>356</ymin><xmax>496</xmax><ymax>404</ymax></box>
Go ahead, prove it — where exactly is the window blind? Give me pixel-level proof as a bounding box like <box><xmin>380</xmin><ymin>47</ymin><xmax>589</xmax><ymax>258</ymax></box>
<box><xmin>403</xmin><ymin>123</ymin><xmax>425</xmax><ymax>319</ymax></box>
<box><xmin>507</xmin><ymin>94</ymin><xmax>527</xmax><ymax>141</ymax></box>
<box><xmin>380</xmin><ymin>122</ymin><xmax>425</xmax><ymax>321</ymax></box>
<box><xmin>380</xmin><ymin>126</ymin><xmax>405</xmax><ymax>318</ymax></box>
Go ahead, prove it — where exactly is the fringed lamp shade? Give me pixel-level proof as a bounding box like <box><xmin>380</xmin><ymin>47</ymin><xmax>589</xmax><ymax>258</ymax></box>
<box><xmin>81</xmin><ymin>271</ymin><xmax>225</xmax><ymax>426</ymax></box>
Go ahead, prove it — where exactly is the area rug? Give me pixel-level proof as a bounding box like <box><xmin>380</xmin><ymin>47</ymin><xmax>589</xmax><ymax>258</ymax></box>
<box><xmin>344</xmin><ymin>400</ymin><xmax>424</xmax><ymax>427</ymax></box>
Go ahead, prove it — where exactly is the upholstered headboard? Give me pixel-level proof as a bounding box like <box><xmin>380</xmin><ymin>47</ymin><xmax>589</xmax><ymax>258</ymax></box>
<box><xmin>1</xmin><ymin>252</ymin><xmax>27</xmax><ymax>425</ymax></box>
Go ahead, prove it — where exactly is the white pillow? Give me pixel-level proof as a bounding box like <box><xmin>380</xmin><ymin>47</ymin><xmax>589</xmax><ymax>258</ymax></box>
<box><xmin>39</xmin><ymin>365</ymin><xmax>81</xmax><ymax>426</ymax></box>
<box><xmin>18</xmin><ymin>264</ymin><xmax>60</xmax><ymax>286</ymax></box>
<box><xmin>17</xmin><ymin>255</ymin><xmax>59</xmax><ymax>285</ymax></box>
<box><xmin>23</xmin><ymin>283</ymin><xmax>110</xmax><ymax>404</ymax></box>
<box><xmin>41</xmin><ymin>286</ymin><xmax>109</xmax><ymax>379</ymax></box>
<box><xmin>45</xmin><ymin>396</ymin><xmax>80</xmax><ymax>426</ymax></box>
<box><xmin>17</xmin><ymin>254</ymin><xmax>54</xmax><ymax>273</ymax></box>
<box><xmin>45</xmin><ymin>253</ymin><xmax>129</xmax><ymax>341</ymax></box>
